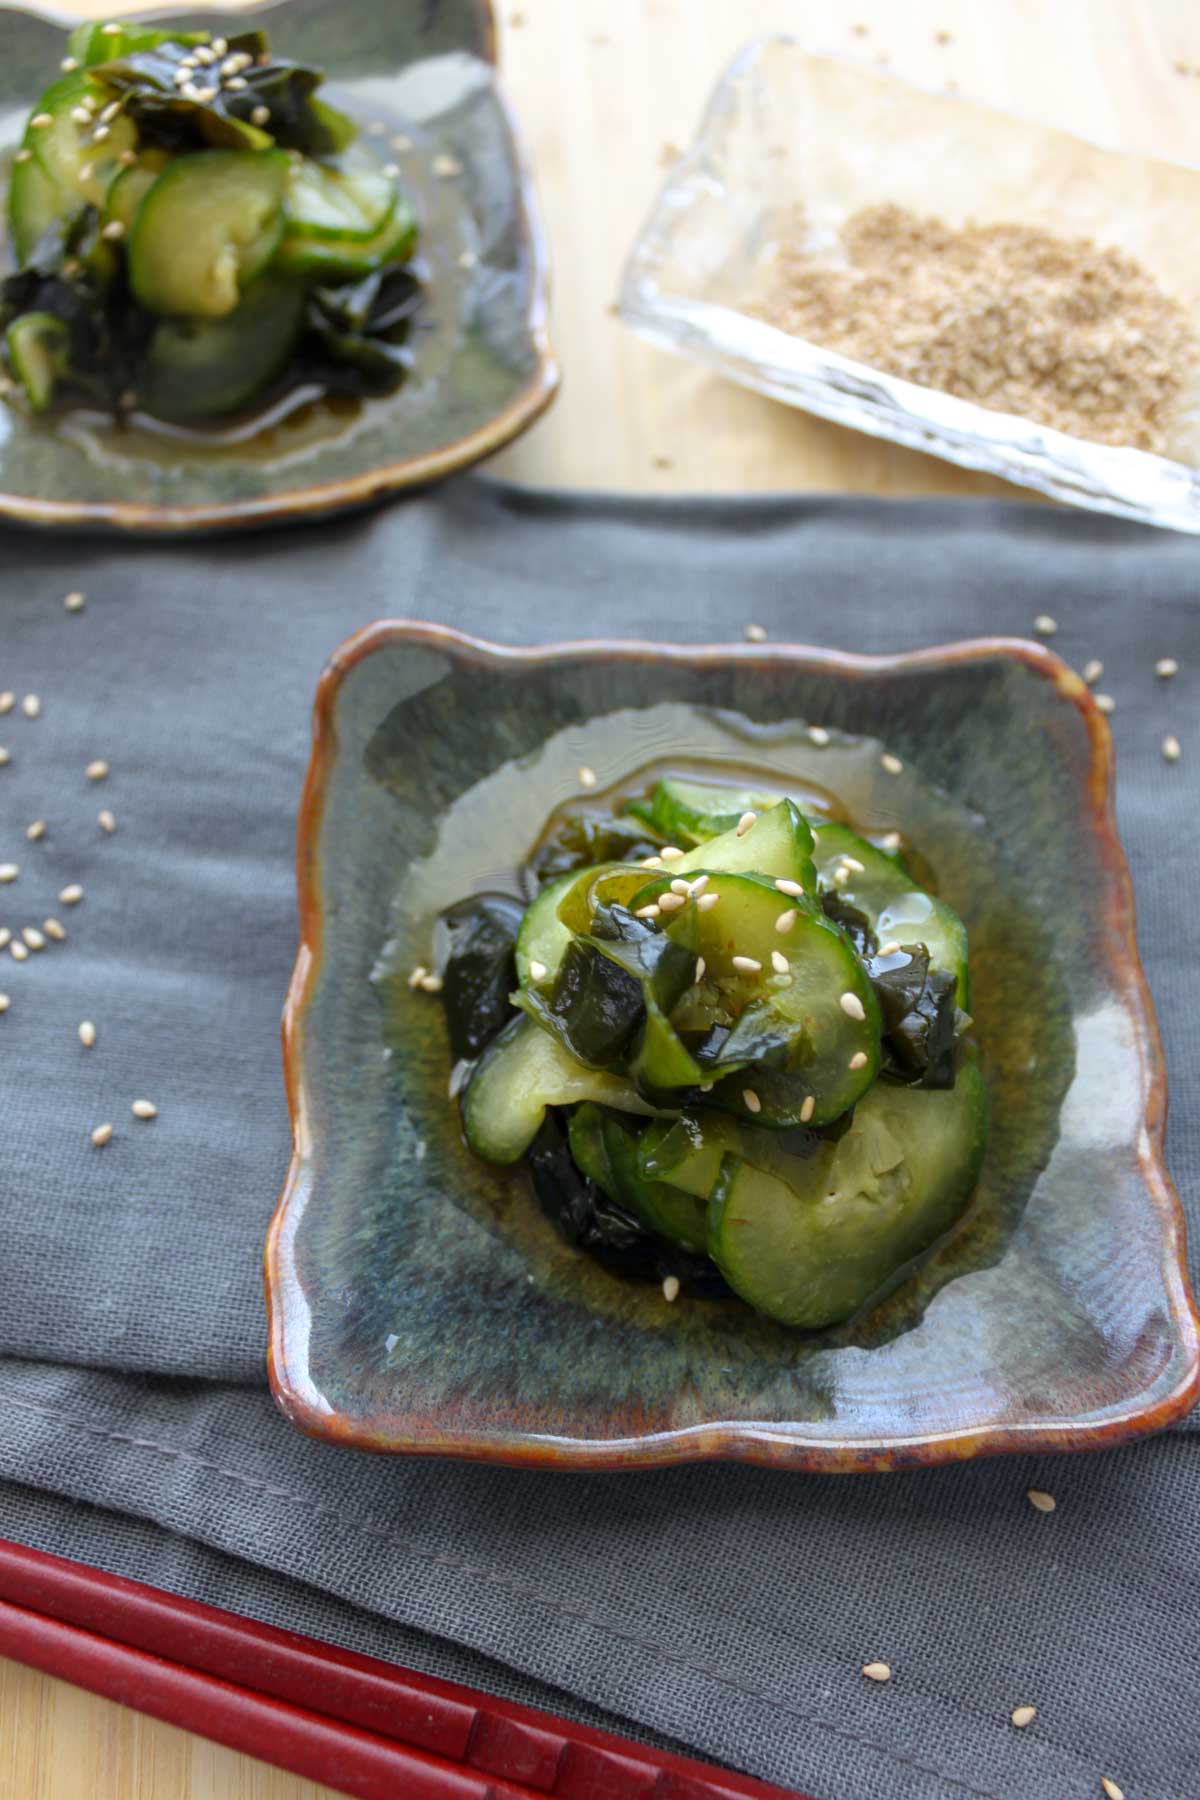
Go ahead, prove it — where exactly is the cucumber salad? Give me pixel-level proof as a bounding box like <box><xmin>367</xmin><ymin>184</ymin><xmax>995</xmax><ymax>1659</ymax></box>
<box><xmin>432</xmin><ymin>773</ymin><xmax>989</xmax><ymax>1330</ymax></box>
<box><xmin>2</xmin><ymin>22</ymin><xmax>419</xmax><ymax>423</ymax></box>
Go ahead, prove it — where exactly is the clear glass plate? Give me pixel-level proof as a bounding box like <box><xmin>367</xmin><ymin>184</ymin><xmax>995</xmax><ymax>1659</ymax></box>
<box><xmin>618</xmin><ymin>37</ymin><xmax>1200</xmax><ymax>532</ymax></box>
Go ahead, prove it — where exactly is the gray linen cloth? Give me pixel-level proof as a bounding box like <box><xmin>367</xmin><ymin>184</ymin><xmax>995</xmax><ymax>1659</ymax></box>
<box><xmin>0</xmin><ymin>478</ymin><xmax>1197</xmax><ymax>1800</ymax></box>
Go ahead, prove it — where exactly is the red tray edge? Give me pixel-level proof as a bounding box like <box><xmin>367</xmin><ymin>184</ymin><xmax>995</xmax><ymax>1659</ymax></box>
<box><xmin>0</xmin><ymin>1537</ymin><xmax>810</xmax><ymax>1800</ymax></box>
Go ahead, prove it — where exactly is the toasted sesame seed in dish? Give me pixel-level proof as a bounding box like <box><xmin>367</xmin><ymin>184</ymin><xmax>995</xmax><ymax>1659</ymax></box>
<box><xmin>430</xmin><ymin>765</ymin><xmax>983</xmax><ymax>1329</ymax></box>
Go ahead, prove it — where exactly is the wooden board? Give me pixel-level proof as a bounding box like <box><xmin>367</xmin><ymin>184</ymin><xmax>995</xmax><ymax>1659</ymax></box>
<box><xmin>9</xmin><ymin>0</ymin><xmax>1196</xmax><ymax>1794</ymax></box>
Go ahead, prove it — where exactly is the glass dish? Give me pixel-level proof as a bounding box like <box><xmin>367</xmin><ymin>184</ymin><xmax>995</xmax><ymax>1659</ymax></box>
<box><xmin>619</xmin><ymin>37</ymin><xmax>1200</xmax><ymax>533</ymax></box>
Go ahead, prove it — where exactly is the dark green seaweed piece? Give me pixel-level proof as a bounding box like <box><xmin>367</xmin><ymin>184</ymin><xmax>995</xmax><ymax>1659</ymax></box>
<box><xmin>434</xmin><ymin>893</ymin><xmax>523</xmax><ymax>1061</ymax></box>
<box><xmin>528</xmin><ymin>811</ymin><xmax>667</xmax><ymax>885</ymax></box>
<box><xmin>868</xmin><ymin>945</ymin><xmax>961</xmax><ymax>1088</ymax></box>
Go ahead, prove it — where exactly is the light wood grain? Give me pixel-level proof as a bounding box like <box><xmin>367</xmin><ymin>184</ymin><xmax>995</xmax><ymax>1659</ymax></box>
<box><xmin>11</xmin><ymin>1</ymin><xmax>1197</xmax><ymax>1795</ymax></box>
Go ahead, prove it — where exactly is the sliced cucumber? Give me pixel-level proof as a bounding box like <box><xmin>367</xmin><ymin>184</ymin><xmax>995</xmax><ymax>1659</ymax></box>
<box><xmin>5</xmin><ymin>312</ymin><xmax>70</xmax><ymax>413</ymax></box>
<box><xmin>273</xmin><ymin>191</ymin><xmax>416</xmax><ymax>280</ymax></box>
<box><xmin>8</xmin><ymin>151</ymin><xmax>64</xmax><ymax>263</ymax></box>
<box><xmin>706</xmin><ymin>1061</ymin><xmax>989</xmax><ymax>1327</ymax></box>
<box><xmin>515</xmin><ymin>872</ymin><xmax>575</xmax><ymax>988</ymax></box>
<box><xmin>103</xmin><ymin>150</ymin><xmax>167</xmax><ymax>232</ymax></box>
<box><xmin>138</xmin><ymin>273</ymin><xmax>305</xmax><ymax>421</ymax></box>
<box><xmin>814</xmin><ymin>823</ymin><xmax>969</xmax><ymax>1005</ymax></box>
<box><xmin>633</xmin><ymin>871</ymin><xmax>880</xmax><ymax>1125</ymax></box>
<box><xmin>29</xmin><ymin>73</ymin><xmax>139</xmax><ymax>213</ymax></box>
<box><xmin>67</xmin><ymin>23</ymin><xmax>207</xmax><ymax>67</ymax></box>
<box><xmin>129</xmin><ymin>149</ymin><xmax>289</xmax><ymax>318</ymax></box>
<box><xmin>283</xmin><ymin>158</ymin><xmax>396</xmax><ymax>242</ymax></box>
<box><xmin>569</xmin><ymin>1105</ymin><xmax>707</xmax><ymax>1251</ymax></box>
<box><xmin>675</xmin><ymin>798</ymin><xmax>816</xmax><ymax>889</ymax></box>
<box><xmin>638</xmin><ymin>1110</ymin><xmax>823</xmax><ymax>1198</ymax></box>
<box><xmin>461</xmin><ymin>1016</ymin><xmax>656</xmax><ymax>1166</ymax></box>
<box><xmin>644</xmin><ymin>776</ymin><xmax>786</xmax><ymax>846</ymax></box>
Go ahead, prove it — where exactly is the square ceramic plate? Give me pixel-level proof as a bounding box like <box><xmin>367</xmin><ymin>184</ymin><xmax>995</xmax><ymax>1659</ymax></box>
<box><xmin>0</xmin><ymin>0</ymin><xmax>554</xmax><ymax>531</ymax></box>
<box><xmin>620</xmin><ymin>37</ymin><xmax>1200</xmax><ymax>534</ymax></box>
<box><xmin>266</xmin><ymin>624</ymin><xmax>1200</xmax><ymax>1471</ymax></box>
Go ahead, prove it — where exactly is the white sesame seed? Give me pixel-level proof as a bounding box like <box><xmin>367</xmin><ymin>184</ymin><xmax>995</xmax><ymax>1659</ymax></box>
<box><xmin>774</xmin><ymin>878</ymin><xmax>803</xmax><ymax>896</ymax></box>
<box><xmin>527</xmin><ymin>959</ymin><xmax>547</xmax><ymax>980</ymax></box>
<box><xmin>1163</xmin><ymin>735</ymin><xmax>1181</xmax><ymax>762</ymax></box>
<box><xmin>744</xmin><ymin>622</ymin><xmax>767</xmax><ymax>642</ymax></box>
<box><xmin>432</xmin><ymin>153</ymin><xmax>463</xmax><ymax>178</ymax></box>
<box><xmin>61</xmin><ymin>55</ymin><xmax>79</xmax><ymax>71</ymax></box>
<box><xmin>418</xmin><ymin>973</ymin><xmax>443</xmax><ymax>993</ymax></box>
<box><xmin>391</xmin><ymin>134</ymin><xmax>412</xmax><ymax>153</ymax></box>
<box><xmin>194</xmin><ymin>87</ymin><xmax>218</xmax><ymax>104</ymax></box>
<box><xmin>1101</xmin><ymin>1782</ymin><xmax>1124</xmax><ymax>1800</ymax></box>
<box><xmin>173</xmin><ymin>69</ymin><xmax>192</xmax><ymax>86</ymax></box>
<box><xmin>660</xmin><ymin>845</ymin><xmax>685</xmax><ymax>861</ymax></box>
<box><xmin>0</xmin><ymin>995</ymin><xmax>8</xmax><ymax>1013</ymax></box>
<box><xmin>10</xmin><ymin>942</ymin><xmax>27</xmax><ymax>962</ymax></box>
<box><xmin>577</xmin><ymin>764</ymin><xmax>597</xmax><ymax>788</ymax></box>
<box><xmin>43</xmin><ymin>918</ymin><xmax>65</xmax><ymax>941</ymax></box>
<box><xmin>662</xmin><ymin>1274</ymin><xmax>680</xmax><ymax>1302</ymax></box>
<box><xmin>64</xmin><ymin>589</ymin><xmax>86</xmax><ymax>611</ymax></box>
<box><xmin>807</xmin><ymin>726</ymin><xmax>830</xmax><ymax>746</ymax></box>
<box><xmin>0</xmin><ymin>748</ymin><xmax>9</xmax><ymax>767</ymax></box>
<box><xmin>771</xmin><ymin>950</ymin><xmax>790</xmax><ymax>974</ymax></box>
<box><xmin>880</xmin><ymin>752</ymin><xmax>903</xmax><ymax>775</ymax></box>
<box><xmin>688</xmin><ymin>874</ymin><xmax>710</xmax><ymax>896</ymax></box>
<box><xmin>79</xmin><ymin>1020</ymin><xmax>96</xmax><ymax>1047</ymax></box>
<box><xmin>1155</xmin><ymin>657</ymin><xmax>1178</xmax><ymax>679</ymax></box>
<box><xmin>211</xmin><ymin>37</ymin><xmax>228</xmax><ymax>55</ymax></box>
<box><xmin>878</xmin><ymin>941</ymin><xmax>902</xmax><ymax>957</ymax></box>
<box><xmin>696</xmin><ymin>892</ymin><xmax>720</xmax><ymax>912</ymax></box>
<box><xmin>132</xmin><ymin>1098</ymin><xmax>157</xmax><ymax>1120</ymax></box>
<box><xmin>843</xmin><ymin>857</ymin><xmax>866</xmax><ymax>874</ymax></box>
<box><xmin>193</xmin><ymin>44</ymin><xmax>216</xmax><ymax>63</ymax></box>
<box><xmin>840</xmin><ymin>991</ymin><xmax>866</xmax><ymax>1020</ymax></box>
<box><xmin>658</xmin><ymin>891</ymin><xmax>686</xmax><ymax>913</ymax></box>
<box><xmin>1010</xmin><ymin>1705</ymin><xmax>1037</xmax><ymax>1729</ymax></box>
<box><xmin>457</xmin><ymin>248</ymin><xmax>478</xmax><ymax>270</ymax></box>
<box><xmin>22</xmin><ymin>928</ymin><xmax>44</xmax><ymax>951</ymax></box>
<box><xmin>30</xmin><ymin>112</ymin><xmax>53</xmax><ymax>130</ymax></box>
<box><xmin>881</xmin><ymin>832</ymin><xmax>902</xmax><ymax>852</ymax></box>
<box><xmin>101</xmin><ymin>20</ymin><xmax>122</xmax><ymax>32</ymax></box>
<box><xmin>72</xmin><ymin>104</ymin><xmax>94</xmax><ymax>122</ymax></box>
<box><xmin>251</xmin><ymin>105</ymin><xmax>271</xmax><ymax>125</ymax></box>
<box><xmin>848</xmin><ymin>1050</ymin><xmax>868</xmax><ymax>1070</ymax></box>
<box><xmin>799</xmin><ymin>1094</ymin><xmax>815</xmax><ymax>1123</ymax></box>
<box><xmin>21</xmin><ymin>695</ymin><xmax>40</xmax><ymax>718</ymax></box>
<box><xmin>742</xmin><ymin>1088</ymin><xmax>762</xmax><ymax>1114</ymax></box>
<box><xmin>100</xmin><ymin>220</ymin><xmax>125</xmax><ymax>241</ymax></box>
<box><xmin>1033</xmin><ymin>614</ymin><xmax>1057</xmax><ymax>636</ymax></box>
<box><xmin>98</xmin><ymin>100</ymin><xmax>121</xmax><ymax>124</ymax></box>
<box><xmin>639</xmin><ymin>856</ymin><xmax>664</xmax><ymax>869</ymax></box>
<box><xmin>861</xmin><ymin>1662</ymin><xmax>891</xmax><ymax>1683</ymax></box>
<box><xmin>98</xmin><ymin>809</ymin><xmax>116</xmax><ymax>833</ymax></box>
<box><xmin>731</xmin><ymin>955</ymin><xmax>762</xmax><ymax>974</ymax></box>
<box><xmin>635</xmin><ymin>903</ymin><xmax>661</xmax><ymax>919</ymax></box>
<box><xmin>1026</xmin><ymin>1488</ymin><xmax>1056</xmax><ymax>1513</ymax></box>
<box><xmin>1082</xmin><ymin>658</ymin><xmax>1103</xmax><ymax>684</ymax></box>
<box><xmin>79</xmin><ymin>163</ymin><xmax>95</xmax><ymax>184</ymax></box>
<box><xmin>735</xmin><ymin>811</ymin><xmax>757</xmax><ymax>837</ymax></box>
<box><xmin>365</xmin><ymin>119</ymin><xmax>388</xmax><ymax>135</ymax></box>
<box><xmin>91</xmin><ymin>1123</ymin><xmax>113</xmax><ymax>1147</ymax></box>
<box><xmin>1094</xmin><ymin>693</ymin><xmax>1115</xmax><ymax>714</ymax></box>
<box><xmin>14</xmin><ymin>148</ymin><xmax>31</xmax><ymax>164</ymax></box>
<box><xmin>832</xmin><ymin>866</ymin><xmax>851</xmax><ymax>887</ymax></box>
<box><xmin>86</xmin><ymin>759</ymin><xmax>109</xmax><ymax>780</ymax></box>
<box><xmin>694</xmin><ymin>956</ymin><xmax>706</xmax><ymax>982</ymax></box>
<box><xmin>91</xmin><ymin>125</ymin><xmax>111</xmax><ymax>143</ymax></box>
<box><xmin>0</xmin><ymin>693</ymin><xmax>14</xmax><ymax>715</ymax></box>
<box><xmin>381</xmin><ymin>159</ymin><xmax>400</xmax><ymax>178</ymax></box>
<box><xmin>669</xmin><ymin>878</ymin><xmax>691</xmax><ymax>895</ymax></box>
<box><xmin>775</xmin><ymin>908</ymin><xmax>797</xmax><ymax>934</ymax></box>
<box><xmin>58</xmin><ymin>884</ymin><xmax>83</xmax><ymax>905</ymax></box>
<box><xmin>0</xmin><ymin>863</ymin><xmax>18</xmax><ymax>882</ymax></box>
<box><xmin>225</xmin><ymin>74</ymin><xmax>247</xmax><ymax>90</ymax></box>
<box><xmin>0</xmin><ymin>929</ymin><xmax>9</xmax><ymax>948</ymax></box>
<box><xmin>25</xmin><ymin>820</ymin><xmax>45</xmax><ymax>841</ymax></box>
<box><xmin>406</xmin><ymin>964</ymin><xmax>427</xmax><ymax>988</ymax></box>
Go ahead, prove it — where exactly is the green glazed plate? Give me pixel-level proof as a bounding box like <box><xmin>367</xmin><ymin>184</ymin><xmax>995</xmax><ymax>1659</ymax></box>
<box><xmin>0</xmin><ymin>0</ymin><xmax>555</xmax><ymax>531</ymax></box>
<box><xmin>267</xmin><ymin>626</ymin><xmax>1200</xmax><ymax>1471</ymax></box>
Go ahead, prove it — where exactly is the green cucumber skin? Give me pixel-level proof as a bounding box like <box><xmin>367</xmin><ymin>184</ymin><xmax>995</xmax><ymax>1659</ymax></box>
<box><xmin>129</xmin><ymin>149</ymin><xmax>289</xmax><ymax>319</ymax></box>
<box><xmin>515</xmin><ymin>872</ymin><xmax>576</xmax><ymax>988</ymax></box>
<box><xmin>461</xmin><ymin>1016</ymin><xmax>654</xmax><ymax>1166</ymax></box>
<box><xmin>5</xmin><ymin>312</ymin><xmax>70</xmax><ymax>412</ymax></box>
<box><xmin>674</xmin><ymin>798</ymin><xmax>816</xmax><ymax>890</ymax></box>
<box><xmin>273</xmin><ymin>194</ymin><xmax>416</xmax><ymax>279</ymax></box>
<box><xmin>138</xmin><ymin>274</ymin><xmax>305</xmax><ymax>421</ymax></box>
<box><xmin>814</xmin><ymin>821</ymin><xmax>969</xmax><ymax>1006</ymax></box>
<box><xmin>649</xmin><ymin>777</ymin><xmax>786</xmax><ymax>846</ymax></box>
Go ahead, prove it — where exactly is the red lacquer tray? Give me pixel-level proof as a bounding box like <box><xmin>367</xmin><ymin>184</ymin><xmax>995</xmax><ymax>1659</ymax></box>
<box><xmin>0</xmin><ymin>1538</ymin><xmax>808</xmax><ymax>1799</ymax></box>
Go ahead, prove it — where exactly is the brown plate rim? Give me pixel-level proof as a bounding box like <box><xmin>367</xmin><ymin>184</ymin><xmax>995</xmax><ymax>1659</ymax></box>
<box><xmin>266</xmin><ymin>622</ymin><xmax>1200</xmax><ymax>1470</ymax></box>
<box><xmin>0</xmin><ymin>0</ymin><xmax>557</xmax><ymax>533</ymax></box>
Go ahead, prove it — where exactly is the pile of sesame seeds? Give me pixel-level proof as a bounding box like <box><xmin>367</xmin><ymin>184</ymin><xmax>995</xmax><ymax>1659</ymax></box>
<box><xmin>0</xmin><ymin>586</ymin><xmax>159</xmax><ymax>1147</ymax></box>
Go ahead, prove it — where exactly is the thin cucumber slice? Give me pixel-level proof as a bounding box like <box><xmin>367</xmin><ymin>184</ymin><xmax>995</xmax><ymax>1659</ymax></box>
<box><xmin>814</xmin><ymin>822</ymin><xmax>969</xmax><ymax>1005</ymax></box>
<box><xmin>638</xmin><ymin>1110</ymin><xmax>823</xmax><ymax>1199</ymax></box>
<box><xmin>706</xmin><ymin>1061</ymin><xmax>989</xmax><ymax>1327</ymax></box>
<box><xmin>569</xmin><ymin>1105</ymin><xmax>707</xmax><ymax>1251</ymax></box>
<box><xmin>129</xmin><ymin>149</ymin><xmax>289</xmax><ymax>318</ymax></box>
<box><xmin>8</xmin><ymin>152</ymin><xmax>63</xmax><ymax>262</ymax></box>
<box><xmin>103</xmin><ymin>151</ymin><xmax>167</xmax><ymax>232</ymax></box>
<box><xmin>646</xmin><ymin>776</ymin><xmax>785</xmax><ymax>846</ymax></box>
<box><xmin>138</xmin><ymin>273</ymin><xmax>305</xmax><ymax>421</ymax></box>
<box><xmin>273</xmin><ymin>191</ymin><xmax>416</xmax><ymax>279</ymax></box>
<box><xmin>633</xmin><ymin>871</ymin><xmax>880</xmax><ymax>1125</ymax></box>
<box><xmin>461</xmin><ymin>1016</ymin><xmax>655</xmax><ymax>1166</ymax></box>
<box><xmin>515</xmin><ymin>872</ymin><xmax>575</xmax><ymax>988</ymax></box>
<box><xmin>29</xmin><ymin>74</ymin><xmax>139</xmax><ymax>212</ymax></box>
<box><xmin>5</xmin><ymin>312</ymin><xmax>70</xmax><ymax>412</ymax></box>
<box><xmin>675</xmin><ymin>798</ymin><xmax>816</xmax><ymax>889</ymax></box>
<box><xmin>283</xmin><ymin>157</ymin><xmax>396</xmax><ymax>242</ymax></box>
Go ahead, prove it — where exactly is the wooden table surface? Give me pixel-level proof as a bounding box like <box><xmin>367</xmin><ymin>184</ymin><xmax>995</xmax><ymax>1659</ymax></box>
<box><xmin>6</xmin><ymin>0</ymin><xmax>1196</xmax><ymax>1793</ymax></box>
